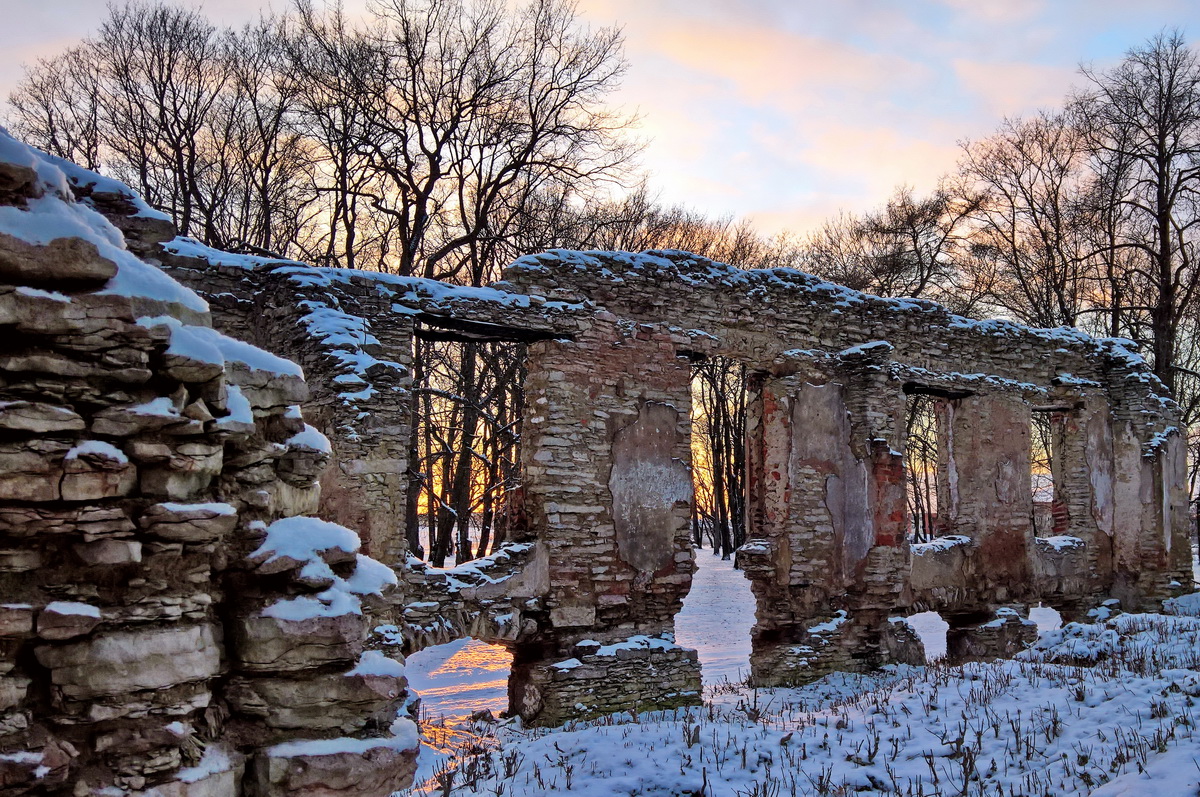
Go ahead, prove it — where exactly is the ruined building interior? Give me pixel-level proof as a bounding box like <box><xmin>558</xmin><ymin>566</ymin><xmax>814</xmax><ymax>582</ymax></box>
<box><xmin>0</xmin><ymin>130</ymin><xmax>1192</xmax><ymax>794</ymax></box>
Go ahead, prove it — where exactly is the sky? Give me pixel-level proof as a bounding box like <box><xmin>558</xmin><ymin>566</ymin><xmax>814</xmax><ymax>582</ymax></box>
<box><xmin>2</xmin><ymin>0</ymin><xmax>1200</xmax><ymax>236</ymax></box>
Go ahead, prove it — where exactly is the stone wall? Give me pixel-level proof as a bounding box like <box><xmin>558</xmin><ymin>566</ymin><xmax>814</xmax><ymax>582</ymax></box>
<box><xmin>0</xmin><ymin>134</ymin><xmax>417</xmax><ymax>794</ymax></box>
<box><xmin>33</xmin><ymin>133</ymin><xmax>1192</xmax><ymax>724</ymax></box>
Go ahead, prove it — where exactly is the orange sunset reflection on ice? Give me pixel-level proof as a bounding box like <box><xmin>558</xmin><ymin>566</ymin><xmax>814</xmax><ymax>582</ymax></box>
<box><xmin>405</xmin><ymin>638</ymin><xmax>512</xmax><ymax>722</ymax></box>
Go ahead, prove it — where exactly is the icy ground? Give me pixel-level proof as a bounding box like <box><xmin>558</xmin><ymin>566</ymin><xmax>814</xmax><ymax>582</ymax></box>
<box><xmin>399</xmin><ymin>550</ymin><xmax>1200</xmax><ymax>796</ymax></box>
<box><xmin>406</xmin><ymin>637</ymin><xmax>511</xmax><ymax>722</ymax></box>
<box><xmin>404</xmin><ymin>545</ymin><xmax>758</xmax><ymax>723</ymax></box>
<box><xmin>674</xmin><ymin>547</ymin><xmax>756</xmax><ymax>685</ymax></box>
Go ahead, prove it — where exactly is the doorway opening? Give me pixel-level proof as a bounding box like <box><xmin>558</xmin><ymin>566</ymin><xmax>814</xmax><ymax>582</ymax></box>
<box><xmin>404</xmin><ymin>637</ymin><xmax>513</xmax><ymax>723</ymax></box>
<box><xmin>688</xmin><ymin>355</ymin><xmax>748</xmax><ymax>559</ymax></box>
<box><xmin>677</xmin><ymin>354</ymin><xmax>755</xmax><ymax>688</ymax></box>
<box><xmin>407</xmin><ymin>332</ymin><xmax>530</xmax><ymax>567</ymax></box>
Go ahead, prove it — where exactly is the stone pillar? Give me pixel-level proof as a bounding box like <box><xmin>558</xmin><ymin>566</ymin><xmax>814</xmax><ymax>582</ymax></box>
<box><xmin>512</xmin><ymin>315</ymin><xmax>701</xmax><ymax>724</ymax></box>
<box><xmin>741</xmin><ymin>349</ymin><xmax>919</xmax><ymax>687</ymax></box>
<box><xmin>0</xmin><ymin>134</ymin><xmax>417</xmax><ymax>795</ymax></box>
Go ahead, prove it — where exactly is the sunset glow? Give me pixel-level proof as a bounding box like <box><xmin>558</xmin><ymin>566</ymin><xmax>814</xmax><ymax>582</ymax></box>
<box><xmin>5</xmin><ymin>2</ymin><xmax>1200</xmax><ymax>236</ymax></box>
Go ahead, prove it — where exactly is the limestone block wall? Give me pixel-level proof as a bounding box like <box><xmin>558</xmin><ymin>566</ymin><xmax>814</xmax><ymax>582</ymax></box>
<box><xmin>154</xmin><ymin>254</ymin><xmax>584</xmax><ymax>567</ymax></box>
<box><xmin>936</xmin><ymin>395</ymin><xmax>1035</xmax><ymax>610</ymax></box>
<box><xmin>510</xmin><ymin>316</ymin><xmax>704</xmax><ymax>721</ymax></box>
<box><xmin>58</xmin><ymin>152</ymin><xmax>1192</xmax><ymax>716</ymax></box>
<box><xmin>143</xmin><ymin>243</ymin><xmax>1191</xmax><ymax>703</ymax></box>
<box><xmin>395</xmin><ymin>542</ymin><xmax>543</xmax><ymax>652</ymax></box>
<box><xmin>0</xmin><ymin>134</ymin><xmax>416</xmax><ymax>796</ymax></box>
<box><xmin>510</xmin><ymin>637</ymin><xmax>702</xmax><ymax>726</ymax></box>
<box><xmin>740</xmin><ymin>346</ymin><xmax>917</xmax><ymax>686</ymax></box>
<box><xmin>521</xmin><ymin>318</ymin><xmax>695</xmax><ymax>639</ymax></box>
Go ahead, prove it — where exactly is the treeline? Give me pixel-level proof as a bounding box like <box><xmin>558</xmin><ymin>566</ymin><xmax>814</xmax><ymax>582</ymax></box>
<box><xmin>9</xmin><ymin>6</ymin><xmax>1200</xmax><ymax>559</ymax></box>
<box><xmin>5</xmin><ymin>0</ymin><xmax>795</xmax><ymax>564</ymax></box>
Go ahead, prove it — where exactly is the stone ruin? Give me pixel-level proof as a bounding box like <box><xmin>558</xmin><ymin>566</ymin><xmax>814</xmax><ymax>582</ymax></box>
<box><xmin>0</xmin><ymin>132</ymin><xmax>1194</xmax><ymax>793</ymax></box>
<box><xmin>0</xmin><ymin>136</ymin><xmax>417</xmax><ymax>794</ymax></box>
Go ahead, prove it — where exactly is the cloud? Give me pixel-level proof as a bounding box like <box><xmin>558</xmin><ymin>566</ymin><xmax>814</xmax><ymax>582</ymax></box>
<box><xmin>650</xmin><ymin>21</ymin><xmax>933</xmax><ymax>109</ymax></box>
<box><xmin>936</xmin><ymin>0</ymin><xmax>1045</xmax><ymax>25</ymax></box>
<box><xmin>953</xmin><ymin>59</ymin><xmax>1080</xmax><ymax>117</ymax></box>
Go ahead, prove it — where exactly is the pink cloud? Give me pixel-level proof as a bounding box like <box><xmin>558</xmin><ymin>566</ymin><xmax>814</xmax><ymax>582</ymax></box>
<box><xmin>953</xmin><ymin>59</ymin><xmax>1079</xmax><ymax>117</ymax></box>
<box><xmin>650</xmin><ymin>22</ymin><xmax>932</xmax><ymax>106</ymax></box>
<box><xmin>936</xmin><ymin>0</ymin><xmax>1046</xmax><ymax>25</ymax></box>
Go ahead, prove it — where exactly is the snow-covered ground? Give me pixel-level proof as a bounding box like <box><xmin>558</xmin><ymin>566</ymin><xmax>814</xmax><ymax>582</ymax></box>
<box><xmin>405</xmin><ymin>545</ymin><xmax>758</xmax><ymax>724</ymax></box>
<box><xmin>674</xmin><ymin>547</ymin><xmax>756</xmax><ymax>685</ymax></box>
<box><xmin>399</xmin><ymin>549</ymin><xmax>1200</xmax><ymax>796</ymax></box>
<box><xmin>405</xmin><ymin>638</ymin><xmax>512</xmax><ymax>723</ymax></box>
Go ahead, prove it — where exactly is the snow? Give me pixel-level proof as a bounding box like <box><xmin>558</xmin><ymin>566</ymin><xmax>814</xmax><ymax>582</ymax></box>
<box><xmin>250</xmin><ymin>516</ymin><xmax>360</xmax><ymax>565</ymax></box>
<box><xmin>1029</xmin><ymin>604</ymin><xmax>1064</xmax><ymax>630</ymax></box>
<box><xmin>159</xmin><ymin>321</ymin><xmax>223</xmax><ymax>366</ymax></box>
<box><xmin>36</xmin><ymin>147</ymin><xmax>169</xmax><ymax>221</ymax></box>
<box><xmin>1022</xmin><ymin>611</ymin><xmax>1200</xmax><ymax>670</ymax></box>
<box><xmin>290</xmin><ymin>298</ymin><xmax>405</xmax><ymax>414</ymax></box>
<box><xmin>160</xmin><ymin>502</ymin><xmax>236</xmax><ymax>516</ymax></box>
<box><xmin>400</xmin><ymin>603</ymin><xmax>1200</xmax><ymax>797</ymax></box>
<box><xmin>254</xmin><ymin>517</ymin><xmax>396</xmax><ymax>621</ymax></box>
<box><xmin>342</xmin><ymin>553</ymin><xmax>399</xmax><ymax>594</ymax></box>
<box><xmin>0</xmin><ymin>752</ymin><xmax>42</xmax><ymax>765</ymax></box>
<box><xmin>207</xmin><ymin>327</ymin><xmax>303</xmax><ymax>377</ymax></box>
<box><xmin>162</xmin><ymin>235</ymin><xmax>303</xmax><ymax>269</ymax></box>
<box><xmin>0</xmin><ymin>136</ymin><xmax>203</xmax><ymax>318</ymax></box>
<box><xmin>404</xmin><ymin>638</ymin><xmax>512</xmax><ymax>722</ymax></box>
<box><xmin>982</xmin><ymin>606</ymin><xmax>1037</xmax><ymax>628</ymax></box>
<box><xmin>397</xmin><ymin>574</ymin><xmax>1190</xmax><ymax>797</ymax></box>
<box><xmin>1036</xmin><ymin>535</ymin><xmax>1086</xmax><ymax>552</ymax></box>
<box><xmin>127</xmin><ymin>396</ymin><xmax>180</xmax><ymax>418</ymax></box>
<box><xmin>43</xmin><ymin>601</ymin><xmax>100</xmax><ymax>619</ymax></box>
<box><xmin>15</xmin><ymin>286</ymin><xmax>69</xmax><ymax>302</ymax></box>
<box><xmin>287</xmin><ymin>424</ymin><xmax>332</xmax><ymax>454</ymax></box>
<box><xmin>137</xmin><ymin>314</ymin><xmax>303</xmax><ymax>377</ymax></box>
<box><xmin>278</xmin><ymin>265</ymin><xmax>582</xmax><ymax>314</ymax></box>
<box><xmin>347</xmin><ymin>650</ymin><xmax>406</xmax><ymax>678</ymax></box>
<box><xmin>807</xmin><ymin>610</ymin><xmax>848</xmax><ymax>635</ymax></box>
<box><xmin>0</xmin><ymin>128</ymin><xmax>67</xmax><ymax>194</ymax></box>
<box><xmin>1164</xmin><ymin>592</ymin><xmax>1200</xmax><ymax>617</ymax></box>
<box><xmin>267</xmin><ymin>717</ymin><xmax>419</xmax><ymax>758</ymax></box>
<box><xmin>839</xmin><ymin>340</ymin><xmax>893</xmax><ymax>358</ymax></box>
<box><xmin>910</xmin><ymin>534</ymin><xmax>973</xmax><ymax>555</ymax></box>
<box><xmin>101</xmin><ymin>253</ymin><xmax>209</xmax><ymax>315</ymax></box>
<box><xmin>584</xmin><ymin>634</ymin><xmax>681</xmax><ymax>657</ymax></box>
<box><xmin>175</xmin><ymin>744</ymin><xmax>233</xmax><ymax>783</ymax></box>
<box><xmin>64</xmin><ymin>440</ymin><xmax>127</xmax><ymax>464</ymax></box>
<box><xmin>675</xmin><ymin>547</ymin><xmax>755</xmax><ymax>685</ymax></box>
<box><xmin>218</xmin><ymin>384</ymin><xmax>254</xmax><ymax>428</ymax></box>
<box><xmin>904</xmin><ymin>611</ymin><xmax>949</xmax><ymax>660</ymax></box>
<box><xmin>263</xmin><ymin>589</ymin><xmax>361</xmax><ymax>621</ymax></box>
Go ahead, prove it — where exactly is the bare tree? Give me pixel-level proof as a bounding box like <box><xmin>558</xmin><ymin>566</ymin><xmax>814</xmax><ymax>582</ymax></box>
<box><xmin>8</xmin><ymin>45</ymin><xmax>103</xmax><ymax>170</ymax></box>
<box><xmin>1074</xmin><ymin>29</ymin><xmax>1200</xmax><ymax>396</ymax></box>
<box><xmin>960</xmin><ymin>111</ymin><xmax>1094</xmax><ymax>329</ymax></box>
<box><xmin>800</xmin><ymin>184</ymin><xmax>983</xmax><ymax>310</ymax></box>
